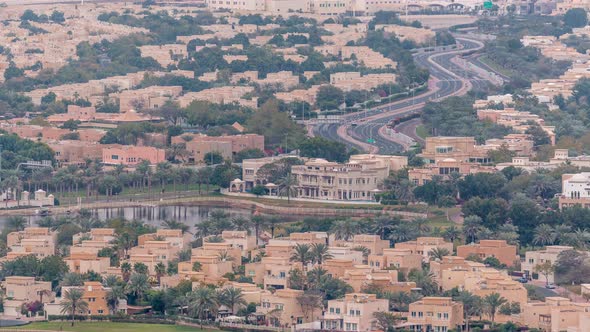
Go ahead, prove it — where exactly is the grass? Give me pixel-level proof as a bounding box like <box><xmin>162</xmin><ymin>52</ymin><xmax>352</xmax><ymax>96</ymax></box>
<box><xmin>477</xmin><ymin>55</ymin><xmax>515</xmax><ymax>78</ymax></box>
<box><xmin>415</xmin><ymin>125</ymin><xmax>429</xmax><ymax>139</ymax></box>
<box><xmin>2</xmin><ymin>322</ymin><xmax>216</xmax><ymax>332</ymax></box>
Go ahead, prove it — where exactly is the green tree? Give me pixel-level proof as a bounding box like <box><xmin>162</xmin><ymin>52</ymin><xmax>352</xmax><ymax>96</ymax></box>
<box><xmin>533</xmin><ymin>224</ymin><xmax>556</xmax><ymax>247</ymax></box>
<box><xmin>204</xmin><ymin>151</ymin><xmax>224</xmax><ymax>165</ymax></box>
<box><xmin>454</xmin><ymin>291</ymin><xmax>483</xmax><ymax>332</ymax></box>
<box><xmin>535</xmin><ymin>261</ymin><xmax>555</xmax><ymax>286</ymax></box>
<box><xmin>278</xmin><ymin>172</ymin><xmax>298</xmax><ymax>203</ymax></box>
<box><xmin>310</xmin><ymin>243</ymin><xmax>333</xmax><ymax>264</ymax></box>
<box><xmin>155</xmin><ymin>262</ymin><xmax>166</xmax><ymax>284</ymax></box>
<box><xmin>60</xmin><ymin>288</ymin><xmax>88</xmax><ymax>326</ymax></box>
<box><xmin>50</xmin><ymin>10</ymin><xmax>65</xmax><ymax>23</ymax></box>
<box><xmin>428</xmin><ymin>247</ymin><xmax>451</xmax><ymax>261</ymax></box>
<box><xmin>463</xmin><ymin>215</ymin><xmax>483</xmax><ymax>243</ymax></box>
<box><xmin>373</xmin><ymin>311</ymin><xmax>402</xmax><ymax>331</ymax></box>
<box><xmin>564</xmin><ymin>8</ymin><xmax>588</xmax><ymax>28</ymax></box>
<box><xmin>483</xmin><ymin>293</ymin><xmax>507</xmax><ymax>325</ymax></box>
<box><xmin>187</xmin><ymin>287</ymin><xmax>219</xmax><ymax>323</ymax></box>
<box><xmin>290</xmin><ymin>243</ymin><xmax>312</xmax><ymax>268</ymax></box>
<box><xmin>316</xmin><ymin>85</ymin><xmax>344</xmax><ymax>111</ymax></box>
<box><xmin>218</xmin><ymin>287</ymin><xmax>246</xmax><ymax>314</ymax></box>
<box><xmin>126</xmin><ymin>273</ymin><xmax>150</xmax><ymax>304</ymax></box>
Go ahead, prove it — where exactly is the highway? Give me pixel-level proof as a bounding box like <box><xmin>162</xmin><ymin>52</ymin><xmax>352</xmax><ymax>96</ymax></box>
<box><xmin>313</xmin><ymin>36</ymin><xmax>496</xmax><ymax>154</ymax></box>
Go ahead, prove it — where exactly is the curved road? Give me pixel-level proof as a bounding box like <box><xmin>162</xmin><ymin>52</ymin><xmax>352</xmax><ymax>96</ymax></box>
<box><xmin>313</xmin><ymin>37</ymin><xmax>493</xmax><ymax>154</ymax></box>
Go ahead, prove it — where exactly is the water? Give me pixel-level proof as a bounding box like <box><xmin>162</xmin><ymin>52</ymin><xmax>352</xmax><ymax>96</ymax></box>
<box><xmin>0</xmin><ymin>205</ymin><xmax>253</xmax><ymax>230</ymax></box>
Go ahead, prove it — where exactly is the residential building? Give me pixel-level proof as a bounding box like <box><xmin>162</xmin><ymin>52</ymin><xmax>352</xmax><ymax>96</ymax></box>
<box><xmin>65</xmin><ymin>252</ymin><xmax>110</xmax><ymax>275</ymax></box>
<box><xmin>521</xmin><ymin>297</ymin><xmax>590</xmax><ymax>331</ymax></box>
<box><xmin>558</xmin><ymin>172</ymin><xmax>590</xmax><ymax>209</ymax></box>
<box><xmin>138</xmin><ymin>229</ymin><xmax>191</xmax><ymax>250</ymax></box>
<box><xmin>192</xmin><ymin>241</ymin><xmax>242</xmax><ymax>267</ymax></box>
<box><xmin>242</xmin><ymin>154</ymin><xmax>301</xmax><ymax>191</ymax></box>
<box><xmin>73</xmin><ymin>228</ymin><xmax>116</xmax><ymax>244</ymax></box>
<box><xmin>6</xmin><ymin>227</ymin><xmax>57</xmax><ymax>259</ymax></box>
<box><xmin>46</xmin><ymin>282</ymin><xmax>126</xmax><ymax>316</ymax></box>
<box><xmin>333</xmin><ymin>234</ymin><xmax>390</xmax><ymax>255</ymax></box>
<box><xmin>128</xmin><ymin>241</ymin><xmax>181</xmax><ymax>275</ymax></box>
<box><xmin>368</xmin><ymin>248</ymin><xmax>422</xmax><ymax>274</ymax></box>
<box><xmin>522</xmin><ymin>246</ymin><xmax>574</xmax><ymax>283</ymax></box>
<box><xmin>2</xmin><ymin>276</ymin><xmax>54</xmax><ymax>317</ymax></box>
<box><xmin>394</xmin><ymin>237</ymin><xmax>454</xmax><ymax>262</ymax></box>
<box><xmin>457</xmin><ymin>240</ymin><xmax>518</xmax><ymax>267</ymax></box>
<box><xmin>419</xmin><ymin>137</ymin><xmax>490</xmax><ymax>164</ymax></box>
<box><xmin>408</xmin><ymin>297</ymin><xmax>464</xmax><ymax>332</ymax></box>
<box><xmin>102</xmin><ymin>146</ymin><xmax>166</xmax><ymax>166</ymax></box>
<box><xmin>375</xmin><ymin>25</ymin><xmax>436</xmax><ymax>44</ymax></box>
<box><xmin>323</xmin><ymin>259</ymin><xmax>355</xmax><ymax>279</ymax></box>
<box><xmin>258</xmin><ymin>288</ymin><xmax>321</xmax><ymax>327</ymax></box>
<box><xmin>322</xmin><ymin>293</ymin><xmax>390</xmax><ymax>332</ymax></box>
<box><xmin>245</xmin><ymin>256</ymin><xmax>302</xmax><ymax>290</ymax></box>
<box><xmin>171</xmin><ymin>133</ymin><xmax>264</xmax><ymax>164</ymax></box>
<box><xmin>291</xmin><ymin>155</ymin><xmax>407</xmax><ymax>201</ymax></box>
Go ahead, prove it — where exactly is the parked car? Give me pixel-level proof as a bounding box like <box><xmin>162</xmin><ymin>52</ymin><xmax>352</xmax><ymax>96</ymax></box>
<box><xmin>545</xmin><ymin>283</ymin><xmax>557</xmax><ymax>289</ymax></box>
<box><xmin>517</xmin><ymin>277</ymin><xmax>528</xmax><ymax>283</ymax></box>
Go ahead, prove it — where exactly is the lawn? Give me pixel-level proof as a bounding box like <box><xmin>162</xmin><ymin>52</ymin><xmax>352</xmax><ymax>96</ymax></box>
<box><xmin>415</xmin><ymin>125</ymin><xmax>429</xmax><ymax>139</ymax></box>
<box><xmin>2</xmin><ymin>322</ymin><xmax>216</xmax><ymax>332</ymax></box>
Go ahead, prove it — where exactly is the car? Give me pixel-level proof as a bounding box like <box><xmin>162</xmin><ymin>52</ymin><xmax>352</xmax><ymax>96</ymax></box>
<box><xmin>517</xmin><ymin>277</ymin><xmax>528</xmax><ymax>283</ymax></box>
<box><xmin>546</xmin><ymin>283</ymin><xmax>557</xmax><ymax>289</ymax></box>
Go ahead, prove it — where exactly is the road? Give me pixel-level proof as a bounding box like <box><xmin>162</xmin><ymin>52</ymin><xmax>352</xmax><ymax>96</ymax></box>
<box><xmin>313</xmin><ymin>37</ymin><xmax>496</xmax><ymax>154</ymax></box>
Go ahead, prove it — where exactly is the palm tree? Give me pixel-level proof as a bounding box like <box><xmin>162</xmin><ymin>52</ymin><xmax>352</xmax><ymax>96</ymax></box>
<box><xmin>218</xmin><ymin>287</ymin><xmax>246</xmax><ymax>314</ymax></box>
<box><xmin>306</xmin><ymin>267</ymin><xmax>327</xmax><ymax>289</ymax></box>
<box><xmin>483</xmin><ymin>292</ymin><xmax>507</xmax><ymax>325</ymax></box>
<box><xmin>113</xmin><ymin>232</ymin><xmax>134</xmax><ymax>259</ymax></box>
<box><xmin>105</xmin><ymin>289</ymin><xmax>120</xmax><ymax>315</ymax></box>
<box><xmin>352</xmin><ymin>246</ymin><xmax>370</xmax><ymax>264</ymax></box>
<box><xmin>443</xmin><ymin>226</ymin><xmax>462</xmax><ymax>243</ymax></box>
<box><xmin>133</xmin><ymin>262</ymin><xmax>149</xmax><ymax>275</ymax></box>
<box><xmin>463</xmin><ymin>215</ymin><xmax>483</xmax><ymax>243</ymax></box>
<box><xmin>218</xmin><ymin>250</ymin><xmax>234</xmax><ymax>262</ymax></box>
<box><xmin>428</xmin><ymin>247</ymin><xmax>451</xmax><ymax>261</ymax></box>
<box><xmin>408</xmin><ymin>268</ymin><xmax>438</xmax><ymax>296</ymax></box>
<box><xmin>331</xmin><ymin>219</ymin><xmax>360</xmax><ymax>241</ymax></box>
<box><xmin>231</xmin><ymin>216</ymin><xmax>252</xmax><ymax>233</ymax></box>
<box><xmin>278</xmin><ymin>173</ymin><xmax>298</xmax><ymax>203</ymax></box>
<box><xmin>188</xmin><ymin>287</ymin><xmax>219</xmax><ymax>325</ymax></box>
<box><xmin>533</xmin><ymin>224</ymin><xmax>556</xmax><ymax>247</ymax></box>
<box><xmin>161</xmin><ymin>220</ymin><xmax>190</xmax><ymax>234</ymax></box>
<box><xmin>456</xmin><ymin>291</ymin><xmax>483</xmax><ymax>332</ymax></box>
<box><xmin>120</xmin><ymin>262</ymin><xmax>132</xmax><ymax>282</ymax></box>
<box><xmin>6</xmin><ymin>216</ymin><xmax>26</xmax><ymax>231</ymax></box>
<box><xmin>290</xmin><ymin>243</ymin><xmax>312</xmax><ymax>269</ymax></box>
<box><xmin>251</xmin><ymin>215</ymin><xmax>269</xmax><ymax>246</ymax></box>
<box><xmin>125</xmin><ymin>273</ymin><xmax>150</xmax><ymax>304</ymax></box>
<box><xmin>371</xmin><ymin>215</ymin><xmax>400</xmax><ymax>240</ymax></box>
<box><xmin>60</xmin><ymin>288</ymin><xmax>89</xmax><ymax>326</ymax></box>
<box><xmin>155</xmin><ymin>262</ymin><xmax>166</xmax><ymax>284</ymax></box>
<box><xmin>389</xmin><ymin>222</ymin><xmax>419</xmax><ymax>243</ymax></box>
<box><xmin>310</xmin><ymin>243</ymin><xmax>333</xmax><ymax>264</ymax></box>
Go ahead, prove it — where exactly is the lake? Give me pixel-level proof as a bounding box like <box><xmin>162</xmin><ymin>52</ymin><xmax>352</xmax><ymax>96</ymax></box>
<box><xmin>0</xmin><ymin>205</ymin><xmax>254</xmax><ymax>230</ymax></box>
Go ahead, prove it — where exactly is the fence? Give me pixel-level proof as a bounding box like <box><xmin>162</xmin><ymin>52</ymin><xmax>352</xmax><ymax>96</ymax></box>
<box><xmin>220</xmin><ymin>322</ymin><xmax>290</xmax><ymax>332</ymax></box>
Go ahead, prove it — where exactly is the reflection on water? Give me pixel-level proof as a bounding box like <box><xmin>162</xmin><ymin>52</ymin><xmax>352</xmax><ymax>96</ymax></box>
<box><xmin>0</xmin><ymin>205</ymin><xmax>253</xmax><ymax>229</ymax></box>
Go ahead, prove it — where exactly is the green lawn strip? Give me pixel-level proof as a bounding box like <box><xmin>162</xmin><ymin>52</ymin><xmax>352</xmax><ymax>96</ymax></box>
<box><xmin>2</xmin><ymin>322</ymin><xmax>216</xmax><ymax>332</ymax></box>
<box><xmin>415</xmin><ymin>125</ymin><xmax>429</xmax><ymax>139</ymax></box>
<box><xmin>476</xmin><ymin>55</ymin><xmax>515</xmax><ymax>78</ymax></box>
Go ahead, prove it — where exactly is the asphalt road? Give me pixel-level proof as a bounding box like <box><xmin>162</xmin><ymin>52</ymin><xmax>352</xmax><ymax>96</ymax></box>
<box><xmin>313</xmin><ymin>37</ymin><xmax>493</xmax><ymax>154</ymax></box>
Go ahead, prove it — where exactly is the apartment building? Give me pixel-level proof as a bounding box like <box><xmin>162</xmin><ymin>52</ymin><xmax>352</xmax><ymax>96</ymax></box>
<box><xmin>558</xmin><ymin>172</ymin><xmax>590</xmax><ymax>209</ymax></box>
<box><xmin>394</xmin><ymin>237</ymin><xmax>454</xmax><ymax>262</ymax></box>
<box><xmin>323</xmin><ymin>293</ymin><xmax>389</xmax><ymax>332</ymax></box>
<box><xmin>408</xmin><ymin>297</ymin><xmax>464</xmax><ymax>332</ymax></box>
<box><xmin>457</xmin><ymin>240</ymin><xmax>518</xmax><ymax>267</ymax></box>
<box><xmin>190</xmin><ymin>254</ymin><xmax>234</xmax><ymax>280</ymax></box>
<box><xmin>102</xmin><ymin>146</ymin><xmax>166</xmax><ymax>166</ymax></box>
<box><xmin>291</xmin><ymin>155</ymin><xmax>406</xmax><ymax>201</ymax></box>
<box><xmin>522</xmin><ymin>246</ymin><xmax>573</xmax><ymax>283</ymax></box>
<box><xmin>218</xmin><ymin>230</ymin><xmax>257</xmax><ymax>253</ymax></box>
<box><xmin>264</xmin><ymin>232</ymin><xmax>328</xmax><ymax>258</ymax></box>
<box><xmin>6</xmin><ymin>227</ymin><xmax>57</xmax><ymax>259</ymax></box>
<box><xmin>433</xmin><ymin>258</ymin><xmax>488</xmax><ymax>291</ymax></box>
<box><xmin>463</xmin><ymin>269</ymin><xmax>528</xmax><ymax>309</ymax></box>
<box><xmin>477</xmin><ymin>108</ymin><xmax>555</xmax><ymax>145</ymax></box>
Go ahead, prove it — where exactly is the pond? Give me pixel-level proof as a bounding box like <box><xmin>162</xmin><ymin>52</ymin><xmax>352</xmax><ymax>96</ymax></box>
<box><xmin>0</xmin><ymin>205</ymin><xmax>254</xmax><ymax>230</ymax></box>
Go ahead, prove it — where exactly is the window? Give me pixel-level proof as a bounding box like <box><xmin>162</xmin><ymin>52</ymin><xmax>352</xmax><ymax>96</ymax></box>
<box><xmin>355</xmin><ymin>310</ymin><xmax>360</xmax><ymax>316</ymax></box>
<box><xmin>443</xmin><ymin>313</ymin><xmax>449</xmax><ymax>320</ymax></box>
<box><xmin>330</xmin><ymin>307</ymin><xmax>334</xmax><ymax>313</ymax></box>
<box><xmin>335</xmin><ymin>308</ymin><xmax>340</xmax><ymax>314</ymax></box>
<box><xmin>111</xmin><ymin>155</ymin><xmax>119</xmax><ymax>160</ymax></box>
<box><xmin>98</xmin><ymin>310</ymin><xmax>104</xmax><ymax>314</ymax></box>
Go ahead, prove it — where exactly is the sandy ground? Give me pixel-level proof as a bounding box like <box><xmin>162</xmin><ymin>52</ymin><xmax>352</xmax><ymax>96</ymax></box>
<box><xmin>403</xmin><ymin>14</ymin><xmax>478</xmax><ymax>29</ymax></box>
